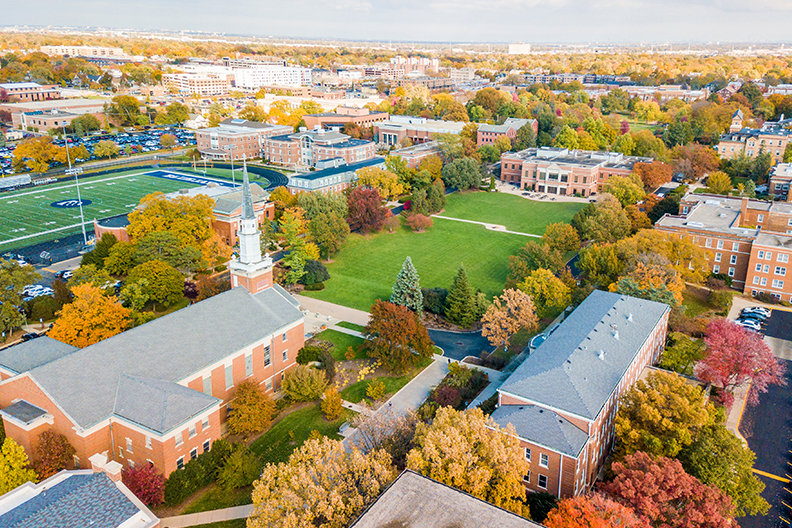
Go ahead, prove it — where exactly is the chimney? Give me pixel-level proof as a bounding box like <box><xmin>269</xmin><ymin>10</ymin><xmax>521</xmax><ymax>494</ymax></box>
<box><xmin>740</xmin><ymin>196</ymin><xmax>748</xmax><ymax>222</ymax></box>
<box><xmin>787</xmin><ymin>185</ymin><xmax>792</xmax><ymax>204</ymax></box>
<box><xmin>89</xmin><ymin>453</ymin><xmax>123</xmax><ymax>482</ymax></box>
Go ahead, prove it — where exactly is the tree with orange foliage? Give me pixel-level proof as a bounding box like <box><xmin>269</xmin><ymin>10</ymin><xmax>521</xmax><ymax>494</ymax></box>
<box><xmin>49</xmin><ymin>284</ymin><xmax>131</xmax><ymax>347</ymax></box>
<box><xmin>633</xmin><ymin>161</ymin><xmax>673</xmax><ymax>190</ymax></box>
<box><xmin>545</xmin><ymin>494</ymin><xmax>648</xmax><ymax>528</ymax></box>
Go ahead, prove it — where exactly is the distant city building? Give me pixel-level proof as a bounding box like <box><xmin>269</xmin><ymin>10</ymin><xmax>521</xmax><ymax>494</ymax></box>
<box><xmin>40</xmin><ymin>45</ymin><xmax>127</xmax><ymax>58</ymax></box>
<box><xmin>302</xmin><ymin>106</ymin><xmax>388</xmax><ymax>130</ymax></box>
<box><xmin>767</xmin><ymin>84</ymin><xmax>792</xmax><ymax>96</ymax></box>
<box><xmin>221</xmin><ymin>56</ymin><xmax>288</xmax><ymax>68</ymax></box>
<box><xmin>500</xmin><ymin>147</ymin><xmax>652</xmax><ymax>197</ymax></box>
<box><xmin>494</xmin><ymin>290</ymin><xmax>670</xmax><ymax>497</ymax></box>
<box><xmin>196</xmin><ymin>118</ymin><xmax>292</xmax><ymax>160</ymax></box>
<box><xmin>263</xmin><ymin>127</ymin><xmax>376</xmax><ymax>169</ymax></box>
<box><xmin>0</xmin><ymin>98</ymin><xmax>108</xmax><ymax>131</ymax></box>
<box><xmin>374</xmin><ymin>115</ymin><xmax>466</xmax><ymax>146</ymax></box>
<box><xmin>392</xmin><ymin>77</ymin><xmax>455</xmax><ymax>90</ymax></box>
<box><xmin>162</xmin><ymin>72</ymin><xmax>233</xmax><ymax>95</ymax></box>
<box><xmin>288</xmin><ymin>158</ymin><xmax>384</xmax><ymax>194</ymax></box>
<box><xmin>508</xmin><ymin>43</ymin><xmax>532</xmax><ymax>55</ymax></box>
<box><xmin>0</xmin><ymin>464</ymin><xmax>159</xmax><ymax>528</ymax></box>
<box><xmin>623</xmin><ymin>84</ymin><xmax>710</xmax><ymax>103</ymax></box>
<box><xmin>389</xmin><ymin>56</ymin><xmax>439</xmax><ymax>75</ymax></box>
<box><xmin>769</xmin><ymin>163</ymin><xmax>792</xmax><ymax>198</ymax></box>
<box><xmin>477</xmin><ymin>118</ymin><xmax>538</xmax><ymax>147</ymax></box>
<box><xmin>446</xmin><ymin>67</ymin><xmax>477</xmax><ymax>83</ymax></box>
<box><xmin>0</xmin><ymin>82</ymin><xmax>61</xmax><ymax>103</ymax></box>
<box><xmin>714</xmin><ymin>110</ymin><xmax>790</xmax><ymax>164</ymax></box>
<box><xmin>233</xmin><ymin>66</ymin><xmax>312</xmax><ymax>89</ymax></box>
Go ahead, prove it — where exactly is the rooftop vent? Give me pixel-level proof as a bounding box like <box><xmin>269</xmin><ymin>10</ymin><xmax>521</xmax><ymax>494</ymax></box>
<box><xmin>627</xmin><ymin>313</ymin><xmax>633</xmax><ymax>322</ymax></box>
<box><xmin>597</xmin><ymin>350</ymin><xmax>606</xmax><ymax>360</ymax></box>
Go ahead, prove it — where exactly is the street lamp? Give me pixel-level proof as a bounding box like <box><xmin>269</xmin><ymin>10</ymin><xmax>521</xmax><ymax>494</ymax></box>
<box><xmin>223</xmin><ymin>144</ymin><xmax>238</xmax><ymax>188</ymax></box>
<box><xmin>62</xmin><ymin>125</ymin><xmax>88</xmax><ymax>245</ymax></box>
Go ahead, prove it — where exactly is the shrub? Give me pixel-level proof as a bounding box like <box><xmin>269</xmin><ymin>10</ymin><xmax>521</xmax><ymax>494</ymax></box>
<box><xmin>33</xmin><ymin>430</ymin><xmax>75</xmax><ymax>479</ymax></box>
<box><xmin>319</xmin><ymin>348</ymin><xmax>336</xmax><ymax>382</ymax></box>
<box><xmin>321</xmin><ymin>386</ymin><xmax>343</xmax><ymax>420</ymax></box>
<box><xmin>300</xmin><ymin>260</ymin><xmax>330</xmax><ymax>285</ymax></box>
<box><xmin>383</xmin><ymin>215</ymin><xmax>401</xmax><ymax>233</ymax></box>
<box><xmin>405</xmin><ymin>213</ymin><xmax>433</xmax><ymax>232</ymax></box>
<box><xmin>345</xmin><ymin>347</ymin><xmax>356</xmax><ymax>360</ymax></box>
<box><xmin>709</xmin><ymin>273</ymin><xmax>733</xmax><ymax>287</ymax></box>
<box><xmin>446</xmin><ymin>362</ymin><xmax>473</xmax><ymax>388</ymax></box>
<box><xmin>525</xmin><ymin>492</ymin><xmax>559</xmax><ymax>523</ymax></box>
<box><xmin>669</xmin><ymin>312</ymin><xmax>709</xmax><ymax>337</ymax></box>
<box><xmin>303</xmin><ymin>282</ymin><xmax>325</xmax><ymax>291</ymax></box>
<box><xmin>122</xmin><ymin>464</ymin><xmax>166</xmax><ymax>506</ymax></box>
<box><xmin>227</xmin><ymin>380</ymin><xmax>276</xmax><ymax>435</ymax></box>
<box><xmin>282</xmin><ymin>365</ymin><xmax>328</xmax><ymax>402</ymax></box>
<box><xmin>756</xmin><ymin>292</ymin><xmax>779</xmax><ymax>304</ymax></box>
<box><xmin>366</xmin><ymin>380</ymin><xmax>387</xmax><ymax>401</ymax></box>
<box><xmin>478</xmin><ymin>393</ymin><xmax>498</xmax><ymax>416</ymax></box>
<box><xmin>217</xmin><ymin>448</ymin><xmax>261</xmax><ymax>491</ymax></box>
<box><xmin>709</xmin><ymin>289</ymin><xmax>734</xmax><ymax>312</ymax></box>
<box><xmin>433</xmin><ymin>385</ymin><xmax>462</xmax><ymax>408</ymax></box>
<box><xmin>163</xmin><ymin>439</ymin><xmax>234</xmax><ymax>505</ymax></box>
<box><xmin>422</xmin><ymin>287</ymin><xmax>448</xmax><ymax>314</ymax></box>
<box><xmin>416</xmin><ymin>400</ymin><xmax>439</xmax><ymax>421</ymax></box>
<box><xmin>297</xmin><ymin>345</ymin><xmax>323</xmax><ymax>364</ymax></box>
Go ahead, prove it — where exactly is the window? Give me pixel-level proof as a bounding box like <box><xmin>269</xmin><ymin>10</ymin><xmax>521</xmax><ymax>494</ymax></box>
<box><xmin>177</xmin><ymin>457</ymin><xmax>184</xmax><ymax>470</ymax></box>
<box><xmin>225</xmin><ymin>364</ymin><xmax>233</xmax><ymax>390</ymax></box>
<box><xmin>758</xmin><ymin>250</ymin><xmax>765</xmax><ymax>259</ymax></box>
<box><xmin>119</xmin><ymin>447</ymin><xmax>124</xmax><ymax>459</ymax></box>
<box><xmin>145</xmin><ymin>436</ymin><xmax>152</xmax><ymax>449</ymax></box>
<box><xmin>732</xmin><ymin>242</ymin><xmax>739</xmax><ymax>251</ymax></box>
<box><xmin>126</xmin><ymin>438</ymin><xmax>133</xmax><ymax>453</ymax></box>
<box><xmin>202</xmin><ymin>417</ymin><xmax>209</xmax><ymax>430</ymax></box>
<box><xmin>524</xmin><ymin>448</ymin><xmax>531</xmax><ymax>461</ymax></box>
<box><xmin>73</xmin><ymin>456</ymin><xmax>80</xmax><ymax>469</ymax></box>
<box><xmin>766</xmin><ymin>252</ymin><xmax>773</xmax><ymax>260</ymax></box>
<box><xmin>540</xmin><ymin>453</ymin><xmax>549</xmax><ymax>468</ymax></box>
<box><xmin>175</xmin><ymin>432</ymin><xmax>183</xmax><ymax>447</ymax></box>
<box><xmin>705</xmin><ymin>239</ymin><xmax>712</xmax><ymax>248</ymax></box>
<box><xmin>682</xmin><ymin>206</ymin><xmax>689</xmax><ymax>214</ymax></box>
<box><xmin>713</xmin><ymin>265</ymin><xmax>720</xmax><ymax>274</ymax></box>
<box><xmin>282</xmin><ymin>332</ymin><xmax>288</xmax><ymax>342</ymax></box>
<box><xmin>283</xmin><ymin>350</ymin><xmax>288</xmax><ymax>362</ymax></box>
<box><xmin>761</xmin><ymin>277</ymin><xmax>768</xmax><ymax>286</ymax></box>
<box><xmin>764</xmin><ymin>265</ymin><xmax>771</xmax><ymax>273</ymax></box>
<box><xmin>717</xmin><ymin>240</ymin><xmax>724</xmax><ymax>249</ymax></box>
<box><xmin>203</xmin><ymin>440</ymin><xmax>211</xmax><ymax>453</ymax></box>
<box><xmin>776</xmin><ymin>267</ymin><xmax>787</xmax><ymax>276</ymax></box>
<box><xmin>523</xmin><ymin>472</ymin><xmax>530</xmax><ymax>483</ymax></box>
<box><xmin>265</xmin><ymin>378</ymin><xmax>273</xmax><ymax>391</ymax></box>
<box><xmin>538</xmin><ymin>474</ymin><xmax>548</xmax><ymax>489</ymax></box>
<box><xmin>203</xmin><ymin>376</ymin><xmax>212</xmax><ymax>396</ymax></box>
<box><xmin>780</xmin><ymin>254</ymin><xmax>790</xmax><ymax>263</ymax></box>
<box><xmin>189</xmin><ymin>425</ymin><xmax>197</xmax><ymax>439</ymax></box>
<box><xmin>128</xmin><ymin>460</ymin><xmax>135</xmax><ymax>469</ymax></box>
<box><xmin>788</xmin><ymin>218</ymin><xmax>792</xmax><ymax>226</ymax></box>
<box><xmin>190</xmin><ymin>448</ymin><xmax>198</xmax><ymax>460</ymax></box>
<box><xmin>728</xmin><ymin>267</ymin><xmax>735</xmax><ymax>277</ymax></box>
<box><xmin>773</xmin><ymin>279</ymin><xmax>785</xmax><ymax>289</ymax></box>
<box><xmin>756</xmin><ymin>263</ymin><xmax>763</xmax><ymax>272</ymax></box>
<box><xmin>245</xmin><ymin>353</ymin><xmax>253</xmax><ymax>377</ymax></box>
<box><xmin>758</xmin><ymin>214</ymin><xmax>765</xmax><ymax>222</ymax></box>
<box><xmin>753</xmin><ymin>276</ymin><xmax>760</xmax><ymax>285</ymax></box>
<box><xmin>264</xmin><ymin>346</ymin><xmax>271</xmax><ymax>366</ymax></box>
<box><xmin>714</xmin><ymin>253</ymin><xmax>722</xmax><ymax>262</ymax></box>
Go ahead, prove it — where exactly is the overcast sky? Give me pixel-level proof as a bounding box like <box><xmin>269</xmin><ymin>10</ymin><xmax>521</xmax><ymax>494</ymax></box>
<box><xmin>5</xmin><ymin>0</ymin><xmax>791</xmax><ymax>43</ymax></box>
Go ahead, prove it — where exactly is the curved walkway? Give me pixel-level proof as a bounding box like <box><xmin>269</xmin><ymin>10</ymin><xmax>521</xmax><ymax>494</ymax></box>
<box><xmin>432</xmin><ymin>215</ymin><xmax>541</xmax><ymax>237</ymax></box>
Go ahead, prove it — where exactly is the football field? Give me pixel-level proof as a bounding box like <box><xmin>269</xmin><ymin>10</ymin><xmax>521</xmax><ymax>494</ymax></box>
<box><xmin>0</xmin><ymin>169</ymin><xmax>237</xmax><ymax>249</ymax></box>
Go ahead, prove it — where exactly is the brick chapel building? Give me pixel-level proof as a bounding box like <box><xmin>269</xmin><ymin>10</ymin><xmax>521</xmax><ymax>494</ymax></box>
<box><xmin>0</xmin><ymin>170</ymin><xmax>304</xmax><ymax>477</ymax></box>
<box><xmin>492</xmin><ymin>291</ymin><xmax>670</xmax><ymax>498</ymax></box>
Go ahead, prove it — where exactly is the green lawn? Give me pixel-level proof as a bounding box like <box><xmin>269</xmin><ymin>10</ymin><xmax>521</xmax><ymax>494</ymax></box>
<box><xmin>302</xmin><ymin>217</ymin><xmax>530</xmax><ymax>311</ymax></box>
<box><xmin>337</xmin><ymin>321</ymin><xmax>365</xmax><ymax>332</ymax></box>
<box><xmin>181</xmin><ymin>485</ymin><xmax>252</xmax><ymax>516</ymax></box>
<box><xmin>441</xmin><ymin>192</ymin><xmax>585</xmax><ymax>235</ymax></box>
<box><xmin>248</xmin><ymin>404</ymin><xmax>350</xmax><ymax>465</ymax></box>
<box><xmin>340</xmin><ymin>374</ymin><xmax>414</xmax><ymax>403</ymax></box>
<box><xmin>313</xmin><ymin>329</ymin><xmax>366</xmax><ymax>360</ymax></box>
<box><xmin>682</xmin><ymin>290</ymin><xmax>712</xmax><ymax>318</ymax></box>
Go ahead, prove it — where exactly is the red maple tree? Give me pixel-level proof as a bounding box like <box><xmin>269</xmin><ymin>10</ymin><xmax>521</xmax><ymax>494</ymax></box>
<box><xmin>347</xmin><ymin>187</ymin><xmax>388</xmax><ymax>233</ymax></box>
<box><xmin>601</xmin><ymin>451</ymin><xmax>734</xmax><ymax>528</ymax></box>
<box><xmin>544</xmin><ymin>494</ymin><xmax>649</xmax><ymax>528</ymax></box>
<box><xmin>122</xmin><ymin>463</ymin><xmax>166</xmax><ymax>506</ymax></box>
<box><xmin>697</xmin><ymin>318</ymin><xmax>785</xmax><ymax>406</ymax></box>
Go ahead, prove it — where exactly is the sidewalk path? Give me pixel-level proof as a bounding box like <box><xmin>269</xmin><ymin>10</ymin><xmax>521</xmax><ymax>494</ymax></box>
<box><xmin>432</xmin><ymin>215</ymin><xmax>541</xmax><ymax>238</ymax></box>
<box><xmin>295</xmin><ymin>294</ymin><xmax>370</xmax><ymax>326</ymax></box>
<box><xmin>386</xmin><ymin>358</ymin><xmax>449</xmax><ymax>416</ymax></box>
<box><xmin>160</xmin><ymin>504</ymin><xmax>254</xmax><ymax>528</ymax></box>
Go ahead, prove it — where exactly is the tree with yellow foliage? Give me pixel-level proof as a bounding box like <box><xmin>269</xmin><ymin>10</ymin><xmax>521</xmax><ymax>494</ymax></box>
<box><xmin>355</xmin><ymin>166</ymin><xmax>405</xmax><ymax>200</ymax></box>
<box><xmin>249</xmin><ymin>437</ymin><xmax>395</xmax><ymax>528</ymax></box>
<box><xmin>406</xmin><ymin>407</ymin><xmax>530</xmax><ymax>517</ymax></box>
<box><xmin>49</xmin><ymin>284</ymin><xmax>131</xmax><ymax>348</ymax></box>
<box><xmin>518</xmin><ymin>268</ymin><xmax>571</xmax><ymax>319</ymax></box>
<box><xmin>127</xmin><ymin>193</ymin><xmax>214</xmax><ymax>249</ymax></box>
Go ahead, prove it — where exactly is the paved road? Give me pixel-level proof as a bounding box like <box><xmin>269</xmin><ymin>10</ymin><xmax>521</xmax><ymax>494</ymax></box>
<box><xmin>428</xmin><ymin>329</ymin><xmax>494</xmax><ymax>361</ymax></box>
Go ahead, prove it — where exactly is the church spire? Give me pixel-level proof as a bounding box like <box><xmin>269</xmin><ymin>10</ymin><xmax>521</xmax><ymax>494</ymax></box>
<box><xmin>241</xmin><ymin>159</ymin><xmax>254</xmax><ymax>220</ymax></box>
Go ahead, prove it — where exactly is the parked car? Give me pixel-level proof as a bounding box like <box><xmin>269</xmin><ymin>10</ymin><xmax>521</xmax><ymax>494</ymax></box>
<box><xmin>735</xmin><ymin>318</ymin><xmax>762</xmax><ymax>332</ymax></box>
<box><xmin>20</xmin><ymin>332</ymin><xmax>40</xmax><ymax>342</ymax></box>
<box><xmin>741</xmin><ymin>306</ymin><xmax>771</xmax><ymax>318</ymax></box>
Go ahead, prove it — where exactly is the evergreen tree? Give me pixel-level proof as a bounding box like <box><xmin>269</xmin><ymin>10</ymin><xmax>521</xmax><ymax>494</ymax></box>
<box><xmin>390</xmin><ymin>256</ymin><xmax>423</xmax><ymax>312</ymax></box>
<box><xmin>445</xmin><ymin>265</ymin><xmax>477</xmax><ymax>328</ymax></box>
<box><xmin>410</xmin><ymin>189</ymin><xmax>429</xmax><ymax>216</ymax></box>
<box><xmin>427</xmin><ymin>180</ymin><xmax>446</xmax><ymax>213</ymax></box>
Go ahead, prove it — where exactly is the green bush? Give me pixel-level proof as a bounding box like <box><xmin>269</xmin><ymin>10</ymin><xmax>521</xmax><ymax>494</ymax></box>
<box><xmin>709</xmin><ymin>289</ymin><xmax>734</xmax><ymax>312</ymax></box>
<box><xmin>421</xmin><ymin>287</ymin><xmax>448</xmax><ymax>314</ymax></box>
<box><xmin>303</xmin><ymin>282</ymin><xmax>325</xmax><ymax>291</ymax></box>
<box><xmin>217</xmin><ymin>448</ymin><xmax>261</xmax><ymax>491</ymax></box>
<box><xmin>477</xmin><ymin>393</ymin><xmax>498</xmax><ymax>416</ymax></box>
<box><xmin>709</xmin><ymin>273</ymin><xmax>733</xmax><ymax>287</ymax></box>
<box><xmin>319</xmin><ymin>348</ymin><xmax>336</xmax><ymax>382</ymax></box>
<box><xmin>282</xmin><ymin>365</ymin><xmax>328</xmax><ymax>402</ymax></box>
<box><xmin>163</xmin><ymin>439</ymin><xmax>234</xmax><ymax>506</ymax></box>
<box><xmin>366</xmin><ymin>380</ymin><xmax>387</xmax><ymax>400</ymax></box>
<box><xmin>299</xmin><ymin>260</ymin><xmax>330</xmax><ymax>285</ymax></box>
<box><xmin>296</xmin><ymin>345</ymin><xmax>323</xmax><ymax>364</ymax></box>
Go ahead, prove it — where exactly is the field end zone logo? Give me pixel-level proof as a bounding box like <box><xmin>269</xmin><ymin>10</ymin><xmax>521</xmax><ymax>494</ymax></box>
<box><xmin>51</xmin><ymin>199</ymin><xmax>92</xmax><ymax>208</ymax></box>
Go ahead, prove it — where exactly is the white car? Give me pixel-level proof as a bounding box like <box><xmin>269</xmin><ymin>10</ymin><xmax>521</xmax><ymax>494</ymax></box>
<box><xmin>742</xmin><ymin>306</ymin><xmax>771</xmax><ymax>318</ymax></box>
<box><xmin>735</xmin><ymin>319</ymin><xmax>762</xmax><ymax>332</ymax></box>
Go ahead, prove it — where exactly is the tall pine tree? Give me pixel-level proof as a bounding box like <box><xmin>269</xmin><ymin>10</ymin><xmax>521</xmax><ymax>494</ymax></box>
<box><xmin>390</xmin><ymin>256</ymin><xmax>423</xmax><ymax>313</ymax></box>
<box><xmin>427</xmin><ymin>180</ymin><xmax>446</xmax><ymax>213</ymax></box>
<box><xmin>445</xmin><ymin>264</ymin><xmax>477</xmax><ymax>328</ymax></box>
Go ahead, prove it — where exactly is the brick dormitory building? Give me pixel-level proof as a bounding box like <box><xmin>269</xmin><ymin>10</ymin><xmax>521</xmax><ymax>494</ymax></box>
<box><xmin>655</xmin><ymin>191</ymin><xmax>792</xmax><ymax>301</ymax></box>
<box><xmin>0</xmin><ymin>172</ymin><xmax>304</xmax><ymax>478</ymax></box>
<box><xmin>499</xmin><ymin>147</ymin><xmax>652</xmax><ymax>197</ymax></box>
<box><xmin>492</xmin><ymin>290</ymin><xmax>670</xmax><ymax>497</ymax></box>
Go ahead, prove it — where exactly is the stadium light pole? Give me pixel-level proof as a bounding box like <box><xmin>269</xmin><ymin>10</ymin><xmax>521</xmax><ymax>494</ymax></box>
<box><xmin>223</xmin><ymin>145</ymin><xmax>237</xmax><ymax>188</ymax></box>
<box><xmin>62</xmin><ymin>126</ymin><xmax>88</xmax><ymax>245</ymax></box>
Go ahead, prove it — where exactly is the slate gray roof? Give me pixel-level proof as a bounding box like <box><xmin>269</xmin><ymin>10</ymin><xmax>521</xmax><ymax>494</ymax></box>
<box><xmin>349</xmin><ymin>470</ymin><xmax>542</xmax><ymax>528</ymax></box>
<box><xmin>113</xmin><ymin>375</ymin><xmax>218</xmax><ymax>435</ymax></box>
<box><xmin>212</xmin><ymin>183</ymin><xmax>269</xmax><ymax>215</ymax></box>
<box><xmin>0</xmin><ymin>337</ymin><xmax>78</xmax><ymax>375</ymax></box>
<box><xmin>0</xmin><ymin>400</ymin><xmax>48</xmax><ymax>425</ymax></box>
<box><xmin>0</xmin><ymin>473</ymin><xmax>142</xmax><ymax>528</ymax></box>
<box><xmin>478</xmin><ymin>118</ymin><xmax>534</xmax><ymax>134</ymax></box>
<box><xmin>27</xmin><ymin>286</ymin><xmax>303</xmax><ymax>430</ymax></box>
<box><xmin>491</xmin><ymin>404</ymin><xmax>588</xmax><ymax>457</ymax></box>
<box><xmin>499</xmin><ymin>290</ymin><xmax>669</xmax><ymax>421</ymax></box>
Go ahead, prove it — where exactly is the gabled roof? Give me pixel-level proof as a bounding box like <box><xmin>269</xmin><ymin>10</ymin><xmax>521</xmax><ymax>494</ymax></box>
<box><xmin>212</xmin><ymin>183</ymin><xmax>269</xmax><ymax>215</ymax></box>
<box><xmin>491</xmin><ymin>404</ymin><xmax>588</xmax><ymax>457</ymax></box>
<box><xmin>0</xmin><ymin>337</ymin><xmax>79</xmax><ymax>375</ymax></box>
<box><xmin>290</xmin><ymin>157</ymin><xmax>384</xmax><ymax>182</ymax></box>
<box><xmin>0</xmin><ymin>472</ymin><xmax>146</xmax><ymax>528</ymax></box>
<box><xmin>478</xmin><ymin>118</ymin><xmax>535</xmax><ymax>134</ymax></box>
<box><xmin>113</xmin><ymin>375</ymin><xmax>218</xmax><ymax>435</ymax></box>
<box><xmin>349</xmin><ymin>470</ymin><xmax>542</xmax><ymax>528</ymax></box>
<box><xmin>25</xmin><ymin>286</ymin><xmax>303</xmax><ymax>430</ymax></box>
<box><xmin>499</xmin><ymin>291</ymin><xmax>669</xmax><ymax>420</ymax></box>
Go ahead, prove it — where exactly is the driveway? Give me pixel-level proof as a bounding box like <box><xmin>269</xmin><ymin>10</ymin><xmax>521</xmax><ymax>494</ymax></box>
<box><xmin>428</xmin><ymin>329</ymin><xmax>494</xmax><ymax>361</ymax></box>
<box><xmin>762</xmin><ymin>310</ymin><xmax>792</xmax><ymax>361</ymax></box>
